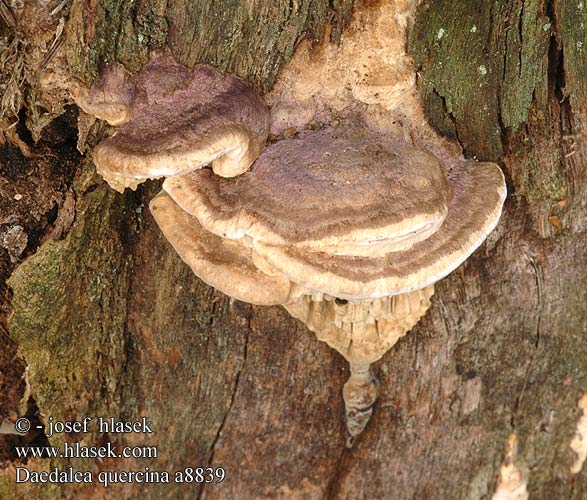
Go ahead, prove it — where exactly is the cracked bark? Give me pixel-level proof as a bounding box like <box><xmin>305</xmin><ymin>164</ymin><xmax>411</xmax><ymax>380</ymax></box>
<box><xmin>197</xmin><ymin>315</ymin><xmax>251</xmax><ymax>500</ymax></box>
<box><xmin>1</xmin><ymin>0</ymin><xmax>587</xmax><ymax>498</ymax></box>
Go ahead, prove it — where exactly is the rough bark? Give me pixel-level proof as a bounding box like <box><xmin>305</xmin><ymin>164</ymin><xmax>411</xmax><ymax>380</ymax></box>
<box><xmin>1</xmin><ymin>0</ymin><xmax>587</xmax><ymax>499</ymax></box>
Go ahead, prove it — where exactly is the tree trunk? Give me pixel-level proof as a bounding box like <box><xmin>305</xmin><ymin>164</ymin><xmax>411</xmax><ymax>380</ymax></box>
<box><xmin>1</xmin><ymin>0</ymin><xmax>587</xmax><ymax>499</ymax></box>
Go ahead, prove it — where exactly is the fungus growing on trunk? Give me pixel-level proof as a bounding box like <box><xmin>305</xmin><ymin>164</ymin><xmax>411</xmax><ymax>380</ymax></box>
<box><xmin>78</xmin><ymin>54</ymin><xmax>506</xmax><ymax>442</ymax></box>
<box><xmin>74</xmin><ymin>53</ymin><xmax>270</xmax><ymax>192</ymax></box>
<box><xmin>150</xmin><ymin>125</ymin><xmax>506</xmax><ymax>440</ymax></box>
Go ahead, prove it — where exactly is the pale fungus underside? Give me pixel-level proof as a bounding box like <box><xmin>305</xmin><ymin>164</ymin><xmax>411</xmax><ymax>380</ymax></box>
<box><xmin>77</xmin><ymin>55</ymin><xmax>506</xmax><ymax>441</ymax></box>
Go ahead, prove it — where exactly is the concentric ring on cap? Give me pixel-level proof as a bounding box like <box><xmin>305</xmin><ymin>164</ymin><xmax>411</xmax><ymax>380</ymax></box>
<box><xmin>164</xmin><ymin>126</ymin><xmax>454</xmax><ymax>257</ymax></box>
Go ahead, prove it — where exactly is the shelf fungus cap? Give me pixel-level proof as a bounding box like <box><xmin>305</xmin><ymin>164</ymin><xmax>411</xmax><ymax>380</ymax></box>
<box><xmin>149</xmin><ymin>191</ymin><xmax>291</xmax><ymax>305</ymax></box>
<box><xmin>164</xmin><ymin>126</ymin><xmax>453</xmax><ymax>257</ymax></box>
<box><xmin>80</xmin><ymin>54</ymin><xmax>270</xmax><ymax>192</ymax></box>
<box><xmin>162</xmin><ymin>126</ymin><xmax>506</xmax><ymax>300</ymax></box>
<box><xmin>250</xmin><ymin>159</ymin><xmax>506</xmax><ymax>299</ymax></box>
<box><xmin>151</xmin><ymin>124</ymin><xmax>505</xmax><ymax>444</ymax></box>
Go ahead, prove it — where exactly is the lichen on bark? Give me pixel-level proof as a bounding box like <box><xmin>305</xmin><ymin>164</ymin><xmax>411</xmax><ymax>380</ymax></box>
<box><xmin>409</xmin><ymin>0</ymin><xmax>582</xmax><ymax>233</ymax></box>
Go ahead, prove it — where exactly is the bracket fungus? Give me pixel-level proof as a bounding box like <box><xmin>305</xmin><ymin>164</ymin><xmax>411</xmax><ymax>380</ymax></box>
<box><xmin>79</xmin><ymin>56</ymin><xmax>506</xmax><ymax>442</ymax></box>
<box><xmin>152</xmin><ymin>126</ymin><xmax>506</xmax><ymax>439</ymax></box>
<box><xmin>74</xmin><ymin>53</ymin><xmax>270</xmax><ymax>192</ymax></box>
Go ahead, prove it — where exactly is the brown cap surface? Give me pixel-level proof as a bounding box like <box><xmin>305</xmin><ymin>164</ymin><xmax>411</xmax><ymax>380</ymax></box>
<box><xmin>87</xmin><ymin>54</ymin><xmax>270</xmax><ymax>192</ymax></box>
<box><xmin>164</xmin><ymin>126</ymin><xmax>453</xmax><ymax>256</ymax></box>
<box><xmin>149</xmin><ymin>191</ymin><xmax>291</xmax><ymax>305</ymax></box>
<box><xmin>252</xmin><ymin>160</ymin><xmax>506</xmax><ymax>299</ymax></box>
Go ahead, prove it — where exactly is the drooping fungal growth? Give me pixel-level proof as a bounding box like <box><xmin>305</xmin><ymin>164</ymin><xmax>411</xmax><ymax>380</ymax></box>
<box><xmin>150</xmin><ymin>125</ymin><xmax>507</xmax><ymax>440</ymax></box>
<box><xmin>74</xmin><ymin>52</ymin><xmax>270</xmax><ymax>192</ymax></box>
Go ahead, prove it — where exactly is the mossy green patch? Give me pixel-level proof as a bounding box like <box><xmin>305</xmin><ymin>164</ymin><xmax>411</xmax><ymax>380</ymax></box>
<box><xmin>557</xmin><ymin>0</ymin><xmax>587</xmax><ymax>110</ymax></box>
<box><xmin>411</xmin><ymin>0</ymin><xmax>550</xmax><ymax>160</ymax></box>
<box><xmin>410</xmin><ymin>0</ymin><xmax>573</xmax><ymax>222</ymax></box>
<box><xmin>7</xmin><ymin>167</ymin><xmax>133</xmax><ymax>459</ymax></box>
<box><xmin>65</xmin><ymin>0</ymin><xmax>354</xmax><ymax>92</ymax></box>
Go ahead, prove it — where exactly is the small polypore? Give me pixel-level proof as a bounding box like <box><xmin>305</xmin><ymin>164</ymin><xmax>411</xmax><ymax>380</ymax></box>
<box><xmin>74</xmin><ymin>53</ymin><xmax>270</xmax><ymax>192</ymax></box>
<box><xmin>74</xmin><ymin>63</ymin><xmax>135</xmax><ymax>126</ymax></box>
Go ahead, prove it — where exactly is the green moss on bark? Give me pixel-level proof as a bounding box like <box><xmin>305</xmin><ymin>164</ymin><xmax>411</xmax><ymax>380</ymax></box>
<box><xmin>556</xmin><ymin>0</ymin><xmax>587</xmax><ymax>112</ymax></box>
<box><xmin>7</xmin><ymin>166</ymin><xmax>133</xmax><ymax>456</ymax></box>
<box><xmin>65</xmin><ymin>0</ymin><xmax>354</xmax><ymax>92</ymax></box>
<box><xmin>410</xmin><ymin>0</ymin><xmax>578</xmax><ymax>225</ymax></box>
<box><xmin>411</xmin><ymin>0</ymin><xmax>550</xmax><ymax>160</ymax></box>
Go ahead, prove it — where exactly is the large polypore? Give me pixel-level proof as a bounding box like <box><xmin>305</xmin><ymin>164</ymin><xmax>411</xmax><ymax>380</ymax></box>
<box><xmin>158</xmin><ymin>126</ymin><xmax>506</xmax><ymax>301</ymax></box>
<box><xmin>151</xmin><ymin>124</ymin><xmax>505</xmax><ymax>438</ymax></box>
